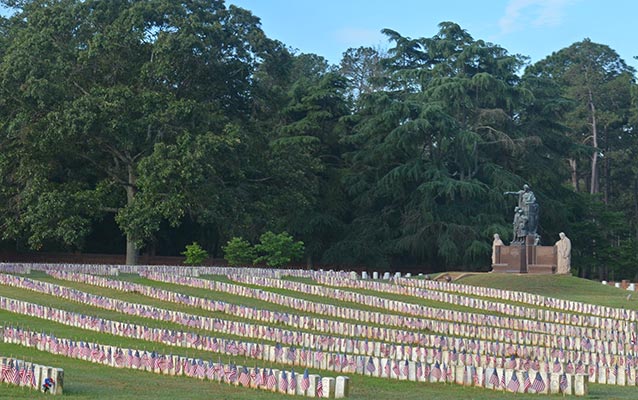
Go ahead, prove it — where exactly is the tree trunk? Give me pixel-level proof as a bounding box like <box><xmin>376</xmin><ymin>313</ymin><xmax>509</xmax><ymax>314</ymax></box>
<box><xmin>588</xmin><ymin>88</ymin><xmax>599</xmax><ymax>195</ymax></box>
<box><xmin>568</xmin><ymin>158</ymin><xmax>578</xmax><ymax>191</ymax></box>
<box><xmin>125</xmin><ymin>164</ymin><xmax>139</xmax><ymax>265</ymax></box>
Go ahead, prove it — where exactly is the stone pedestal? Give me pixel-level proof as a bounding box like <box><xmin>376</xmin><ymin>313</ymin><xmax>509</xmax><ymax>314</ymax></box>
<box><xmin>492</xmin><ymin>235</ymin><xmax>556</xmax><ymax>274</ymax></box>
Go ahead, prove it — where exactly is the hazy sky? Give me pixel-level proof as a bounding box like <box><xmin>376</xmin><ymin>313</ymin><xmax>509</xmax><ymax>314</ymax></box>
<box><xmin>229</xmin><ymin>0</ymin><xmax>637</xmax><ymax>71</ymax></box>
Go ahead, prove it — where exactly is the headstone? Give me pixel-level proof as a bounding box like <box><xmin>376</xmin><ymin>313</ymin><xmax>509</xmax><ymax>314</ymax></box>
<box><xmin>615</xmin><ymin>282</ymin><xmax>621</xmax><ymax>288</ymax></box>
<box><xmin>349</xmin><ymin>271</ymin><xmax>358</xmax><ymax>280</ymax></box>
<box><xmin>308</xmin><ymin>375</ymin><xmax>320</xmax><ymax>398</ymax></box>
<box><xmin>563</xmin><ymin>374</ymin><xmax>573</xmax><ymax>395</ymax></box>
<box><xmin>51</xmin><ymin>367</ymin><xmax>64</xmax><ymax>395</ymax></box>
<box><xmin>383</xmin><ymin>272</ymin><xmax>391</xmax><ymax>280</ymax></box>
<box><xmin>322</xmin><ymin>377</ymin><xmax>336</xmax><ymax>398</ymax></box>
<box><xmin>629</xmin><ymin>283</ymin><xmax>636</xmax><ymax>291</ymax></box>
<box><xmin>405</xmin><ymin>273</ymin><xmax>411</xmax><ymax>278</ymax></box>
<box><xmin>602</xmin><ymin>280</ymin><xmax>607</xmax><ymax>285</ymax></box>
<box><xmin>394</xmin><ymin>272</ymin><xmax>401</xmax><ymax>279</ymax></box>
<box><xmin>110</xmin><ymin>267</ymin><xmax>119</xmax><ymax>276</ymax></box>
<box><xmin>335</xmin><ymin>376</ymin><xmax>349</xmax><ymax>398</ymax></box>
<box><xmin>574</xmin><ymin>374</ymin><xmax>588</xmax><ymax>396</ymax></box>
<box><xmin>373</xmin><ymin>272</ymin><xmax>379</xmax><ymax>280</ymax></box>
<box><xmin>455</xmin><ymin>365</ymin><xmax>465</xmax><ymax>385</ymax></box>
<box><xmin>549</xmin><ymin>373</ymin><xmax>560</xmax><ymax>394</ymax></box>
<box><xmin>361</xmin><ymin>271</ymin><xmax>368</xmax><ymax>280</ymax></box>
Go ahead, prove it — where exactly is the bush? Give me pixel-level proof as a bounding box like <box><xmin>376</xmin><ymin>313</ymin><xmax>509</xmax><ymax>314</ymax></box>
<box><xmin>223</xmin><ymin>237</ymin><xmax>256</xmax><ymax>265</ymax></box>
<box><xmin>253</xmin><ymin>231</ymin><xmax>304</xmax><ymax>268</ymax></box>
<box><xmin>181</xmin><ymin>242</ymin><xmax>208</xmax><ymax>265</ymax></box>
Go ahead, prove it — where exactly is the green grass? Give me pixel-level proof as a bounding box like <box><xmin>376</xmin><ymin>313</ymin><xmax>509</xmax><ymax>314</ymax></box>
<box><xmin>2</xmin><ymin>272</ymin><xmax>638</xmax><ymax>399</ymax></box>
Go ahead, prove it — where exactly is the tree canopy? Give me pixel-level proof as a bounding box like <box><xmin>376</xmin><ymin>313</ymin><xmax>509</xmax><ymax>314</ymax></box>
<box><xmin>0</xmin><ymin>3</ymin><xmax>636</xmax><ymax>279</ymax></box>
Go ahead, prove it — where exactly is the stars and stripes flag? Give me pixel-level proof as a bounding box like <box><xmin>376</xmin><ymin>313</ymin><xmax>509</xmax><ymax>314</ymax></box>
<box><xmin>431</xmin><ymin>362</ymin><xmax>442</xmax><ymax>381</ymax></box>
<box><xmin>384</xmin><ymin>359</ymin><xmax>391</xmax><ymax>377</ymax></box>
<box><xmin>489</xmin><ymin>369</ymin><xmax>500</xmax><ymax>388</ymax></box>
<box><xmin>392</xmin><ymin>360</ymin><xmax>400</xmax><ymax>377</ymax></box>
<box><xmin>523</xmin><ymin>371</ymin><xmax>532</xmax><ymax>392</ymax></box>
<box><xmin>301</xmin><ymin>369</ymin><xmax>310</xmax><ymax>392</ymax></box>
<box><xmin>507</xmin><ymin>372</ymin><xmax>520</xmax><ymax>392</ymax></box>
<box><xmin>559</xmin><ymin>373</ymin><xmax>568</xmax><ymax>393</ymax></box>
<box><xmin>1</xmin><ymin>362</ymin><xmax>10</xmax><ymax>382</ymax></box>
<box><xmin>402</xmin><ymin>360</ymin><xmax>409</xmax><ymax>378</ymax></box>
<box><xmin>227</xmin><ymin>363</ymin><xmax>237</xmax><ymax>383</ymax></box>
<box><xmin>366</xmin><ymin>357</ymin><xmax>375</xmax><ymax>373</ymax></box>
<box><xmin>279</xmin><ymin>370</ymin><xmax>288</xmax><ymax>392</ymax></box>
<box><xmin>267</xmin><ymin>369</ymin><xmax>277</xmax><ymax>390</ymax></box>
<box><xmin>289</xmin><ymin>370</ymin><xmax>297</xmax><ymax>393</ymax></box>
<box><xmin>552</xmin><ymin>358</ymin><xmax>562</xmax><ymax>373</ymax></box>
<box><xmin>238</xmin><ymin>366</ymin><xmax>250</xmax><ymax>387</ymax></box>
<box><xmin>316</xmin><ymin>376</ymin><xmax>324</xmax><ymax>397</ymax></box>
<box><xmin>250</xmin><ymin>367</ymin><xmax>258</xmax><ymax>386</ymax></box>
<box><xmin>531</xmin><ymin>372</ymin><xmax>545</xmax><ymax>393</ymax></box>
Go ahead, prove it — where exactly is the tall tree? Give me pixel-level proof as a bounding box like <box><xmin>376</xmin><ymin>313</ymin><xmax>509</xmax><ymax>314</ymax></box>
<box><xmin>331</xmin><ymin>22</ymin><xmax>538</xmax><ymax>269</ymax></box>
<box><xmin>0</xmin><ymin>0</ymin><xmax>268</xmax><ymax>263</ymax></box>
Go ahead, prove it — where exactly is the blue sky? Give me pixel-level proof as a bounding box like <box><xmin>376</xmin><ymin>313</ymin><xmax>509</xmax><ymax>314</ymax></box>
<box><xmin>229</xmin><ymin>0</ymin><xmax>637</xmax><ymax>72</ymax></box>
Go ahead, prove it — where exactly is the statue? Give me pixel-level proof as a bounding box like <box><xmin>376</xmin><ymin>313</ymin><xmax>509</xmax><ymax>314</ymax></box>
<box><xmin>511</xmin><ymin>207</ymin><xmax>528</xmax><ymax>244</ymax></box>
<box><xmin>555</xmin><ymin>232</ymin><xmax>571</xmax><ymax>274</ymax></box>
<box><xmin>492</xmin><ymin>233</ymin><xmax>504</xmax><ymax>264</ymax></box>
<box><xmin>504</xmin><ymin>184</ymin><xmax>540</xmax><ymax>237</ymax></box>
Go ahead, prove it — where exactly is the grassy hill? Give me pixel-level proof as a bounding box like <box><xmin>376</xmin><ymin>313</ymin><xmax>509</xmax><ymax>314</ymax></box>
<box><xmin>1</xmin><ymin>271</ymin><xmax>637</xmax><ymax>399</ymax></box>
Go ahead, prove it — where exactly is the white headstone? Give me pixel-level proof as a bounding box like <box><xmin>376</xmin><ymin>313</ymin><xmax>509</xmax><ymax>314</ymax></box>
<box><xmin>373</xmin><ymin>272</ymin><xmax>379</xmax><ymax>280</ymax></box>
<box><xmin>322</xmin><ymin>377</ymin><xmax>336</xmax><ymax>398</ymax></box>
<box><xmin>335</xmin><ymin>376</ymin><xmax>349</xmax><ymax>398</ymax></box>
<box><xmin>361</xmin><ymin>271</ymin><xmax>368</xmax><ymax>279</ymax></box>
<box><xmin>383</xmin><ymin>272</ymin><xmax>391</xmax><ymax>280</ymax></box>
<box><xmin>629</xmin><ymin>283</ymin><xmax>635</xmax><ymax>291</ymax></box>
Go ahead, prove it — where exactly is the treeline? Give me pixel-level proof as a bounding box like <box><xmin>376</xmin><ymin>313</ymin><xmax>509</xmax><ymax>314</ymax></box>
<box><xmin>0</xmin><ymin>1</ymin><xmax>636</xmax><ymax>278</ymax></box>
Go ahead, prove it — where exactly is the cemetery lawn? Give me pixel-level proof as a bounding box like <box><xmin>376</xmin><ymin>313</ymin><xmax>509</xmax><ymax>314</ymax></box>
<box><xmin>2</xmin><ymin>272</ymin><xmax>638</xmax><ymax>399</ymax></box>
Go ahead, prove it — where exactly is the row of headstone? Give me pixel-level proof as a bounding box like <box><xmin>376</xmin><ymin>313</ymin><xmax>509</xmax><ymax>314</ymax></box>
<box><xmin>5</xmin><ymin>261</ymin><xmax>635</xmax><ymax>325</ymax></box>
<box><xmin>2</xmin><ymin>324</ymin><xmax>590</xmax><ymax>396</ymax></box>
<box><xmin>316</xmin><ymin>275</ymin><xmax>635</xmax><ymax>333</ymax></box>
<box><xmin>225</xmin><ymin>274</ymin><xmax>633</xmax><ymax>348</ymax></box>
<box><xmin>38</xmin><ymin>271</ymin><xmax>635</xmax><ymax>358</ymax></box>
<box><xmin>0</xmin><ymin>287</ymin><xmax>620</xmax><ymax>394</ymax></box>
<box><xmin>3</xmin><ymin>268</ymin><xmax>636</xmax><ymax>378</ymax></box>
<box><xmin>2</xmin><ymin>289</ymin><xmax>631</xmax><ymax>386</ymax></box>
<box><xmin>2</xmin><ymin>326</ymin><xmax>349</xmax><ymax>398</ymax></box>
<box><xmin>0</xmin><ymin>356</ymin><xmax>62</xmax><ymax>394</ymax></box>
<box><xmin>602</xmin><ymin>281</ymin><xmax>636</xmax><ymax>292</ymax></box>
<box><xmin>394</xmin><ymin>275</ymin><xmax>637</xmax><ymax>322</ymax></box>
<box><xmin>0</xmin><ymin>262</ymin><xmax>318</xmax><ymax>280</ymax></box>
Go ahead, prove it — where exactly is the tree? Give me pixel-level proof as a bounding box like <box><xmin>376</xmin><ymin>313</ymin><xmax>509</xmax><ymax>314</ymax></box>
<box><xmin>525</xmin><ymin>39</ymin><xmax>635</xmax><ymax>197</ymax></box>
<box><xmin>223</xmin><ymin>237</ymin><xmax>256</xmax><ymax>266</ymax></box>
<box><xmin>253</xmin><ymin>231</ymin><xmax>304</xmax><ymax>268</ymax></box>
<box><xmin>330</xmin><ymin>22</ymin><xmax>536</xmax><ymax>269</ymax></box>
<box><xmin>181</xmin><ymin>242</ymin><xmax>208</xmax><ymax>266</ymax></box>
<box><xmin>0</xmin><ymin>0</ymin><xmax>269</xmax><ymax>263</ymax></box>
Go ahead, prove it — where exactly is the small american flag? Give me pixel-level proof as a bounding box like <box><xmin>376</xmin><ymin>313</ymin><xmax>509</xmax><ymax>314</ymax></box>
<box><xmin>279</xmin><ymin>370</ymin><xmax>288</xmax><ymax>392</ymax></box>
<box><xmin>559</xmin><ymin>373</ymin><xmax>568</xmax><ymax>393</ymax></box>
<box><xmin>366</xmin><ymin>357</ymin><xmax>375</xmax><ymax>373</ymax></box>
<box><xmin>530</xmin><ymin>372</ymin><xmax>545</xmax><ymax>393</ymax></box>
<box><xmin>506</xmin><ymin>372</ymin><xmax>520</xmax><ymax>392</ymax></box>
<box><xmin>316</xmin><ymin>376</ymin><xmax>323</xmax><ymax>397</ymax></box>
<box><xmin>289</xmin><ymin>370</ymin><xmax>297</xmax><ymax>392</ymax></box>
<box><xmin>238</xmin><ymin>366</ymin><xmax>250</xmax><ymax>387</ymax></box>
<box><xmin>301</xmin><ymin>369</ymin><xmax>310</xmax><ymax>391</ymax></box>
<box><xmin>489</xmin><ymin>369</ymin><xmax>499</xmax><ymax>388</ymax></box>
<box><xmin>267</xmin><ymin>369</ymin><xmax>277</xmax><ymax>390</ymax></box>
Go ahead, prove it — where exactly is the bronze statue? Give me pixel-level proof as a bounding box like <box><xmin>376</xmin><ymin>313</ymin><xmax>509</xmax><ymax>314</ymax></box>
<box><xmin>504</xmin><ymin>184</ymin><xmax>539</xmax><ymax>237</ymax></box>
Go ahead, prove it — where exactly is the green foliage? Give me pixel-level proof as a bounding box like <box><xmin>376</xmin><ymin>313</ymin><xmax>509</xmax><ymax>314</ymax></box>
<box><xmin>222</xmin><ymin>237</ymin><xmax>256</xmax><ymax>266</ymax></box>
<box><xmin>254</xmin><ymin>231</ymin><xmax>304</xmax><ymax>268</ymax></box>
<box><xmin>181</xmin><ymin>242</ymin><xmax>208</xmax><ymax>266</ymax></box>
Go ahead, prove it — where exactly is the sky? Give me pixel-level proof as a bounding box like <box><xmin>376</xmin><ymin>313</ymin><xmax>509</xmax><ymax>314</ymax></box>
<box><xmin>228</xmin><ymin>0</ymin><xmax>638</xmax><ymax>72</ymax></box>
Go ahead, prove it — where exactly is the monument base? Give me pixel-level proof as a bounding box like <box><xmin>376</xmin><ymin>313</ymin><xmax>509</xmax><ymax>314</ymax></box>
<box><xmin>492</xmin><ymin>235</ymin><xmax>556</xmax><ymax>274</ymax></box>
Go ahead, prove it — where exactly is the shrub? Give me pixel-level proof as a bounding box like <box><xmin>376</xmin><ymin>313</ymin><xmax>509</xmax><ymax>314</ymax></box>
<box><xmin>222</xmin><ymin>237</ymin><xmax>256</xmax><ymax>266</ymax></box>
<box><xmin>181</xmin><ymin>242</ymin><xmax>208</xmax><ymax>265</ymax></box>
<box><xmin>253</xmin><ymin>231</ymin><xmax>304</xmax><ymax>268</ymax></box>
